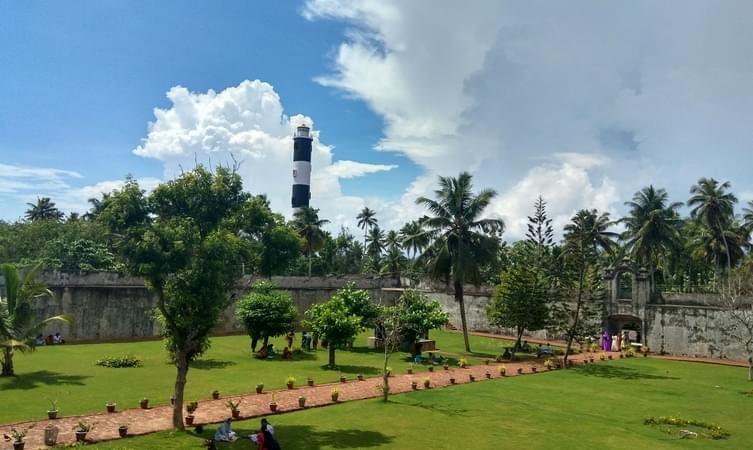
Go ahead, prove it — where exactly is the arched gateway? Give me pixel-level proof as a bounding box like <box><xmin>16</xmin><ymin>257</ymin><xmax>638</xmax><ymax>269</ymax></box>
<box><xmin>603</xmin><ymin>258</ymin><xmax>652</xmax><ymax>348</ymax></box>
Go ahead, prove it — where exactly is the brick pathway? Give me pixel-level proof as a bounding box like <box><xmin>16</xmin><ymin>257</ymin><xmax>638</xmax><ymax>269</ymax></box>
<box><xmin>1</xmin><ymin>353</ymin><xmax>597</xmax><ymax>450</ymax></box>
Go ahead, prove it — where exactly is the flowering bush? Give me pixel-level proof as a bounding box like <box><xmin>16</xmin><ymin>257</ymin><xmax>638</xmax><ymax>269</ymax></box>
<box><xmin>95</xmin><ymin>355</ymin><xmax>142</xmax><ymax>368</ymax></box>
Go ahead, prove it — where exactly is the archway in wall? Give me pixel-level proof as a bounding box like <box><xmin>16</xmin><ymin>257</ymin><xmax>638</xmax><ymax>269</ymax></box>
<box><xmin>607</xmin><ymin>314</ymin><xmax>642</xmax><ymax>347</ymax></box>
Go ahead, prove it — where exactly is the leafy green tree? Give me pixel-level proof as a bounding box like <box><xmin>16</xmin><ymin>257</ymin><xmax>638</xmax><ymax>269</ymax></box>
<box><xmin>557</xmin><ymin>209</ymin><xmax>617</xmax><ymax>365</ymax></box>
<box><xmin>688</xmin><ymin>178</ymin><xmax>738</xmax><ymax>271</ymax></box>
<box><xmin>258</xmin><ymin>224</ymin><xmax>304</xmax><ymax>276</ymax></box>
<box><xmin>356</xmin><ymin>207</ymin><xmax>378</xmax><ymax>242</ymax></box>
<box><xmin>306</xmin><ymin>296</ymin><xmax>362</xmax><ymax>368</ymax></box>
<box><xmin>396</xmin><ymin>289</ymin><xmax>448</xmax><ymax>346</ymax></box>
<box><xmin>382</xmin><ymin>246</ymin><xmax>407</xmax><ymax>284</ymax></box>
<box><xmin>40</xmin><ymin>238</ymin><xmax>118</xmax><ymax>272</ymax></box>
<box><xmin>621</xmin><ymin>186</ymin><xmax>683</xmax><ymax>289</ymax></box>
<box><xmin>337</xmin><ymin>282</ymin><xmax>379</xmax><ymax>329</ymax></box>
<box><xmin>488</xmin><ymin>251</ymin><xmax>548</xmax><ymax>352</ymax></box>
<box><xmin>292</xmin><ymin>207</ymin><xmax>330</xmax><ymax>277</ymax></box>
<box><xmin>235</xmin><ymin>281</ymin><xmax>297</xmax><ymax>353</ymax></box>
<box><xmin>0</xmin><ymin>263</ymin><xmax>73</xmax><ymax>376</ymax></box>
<box><xmin>99</xmin><ymin>166</ymin><xmax>249</xmax><ymax>429</ymax></box>
<box><xmin>365</xmin><ymin>226</ymin><xmax>385</xmax><ymax>270</ymax></box>
<box><xmin>24</xmin><ymin>197</ymin><xmax>64</xmax><ymax>222</ymax></box>
<box><xmin>415</xmin><ymin>172</ymin><xmax>504</xmax><ymax>352</ymax></box>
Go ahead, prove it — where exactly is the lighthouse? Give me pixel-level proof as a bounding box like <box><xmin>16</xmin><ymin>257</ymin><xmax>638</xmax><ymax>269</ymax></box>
<box><xmin>291</xmin><ymin>124</ymin><xmax>312</xmax><ymax>210</ymax></box>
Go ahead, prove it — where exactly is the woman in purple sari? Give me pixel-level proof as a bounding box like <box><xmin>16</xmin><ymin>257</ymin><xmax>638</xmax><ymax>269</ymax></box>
<box><xmin>601</xmin><ymin>330</ymin><xmax>610</xmax><ymax>351</ymax></box>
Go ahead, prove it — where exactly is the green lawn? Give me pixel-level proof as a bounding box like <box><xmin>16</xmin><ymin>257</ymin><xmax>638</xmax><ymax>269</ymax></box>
<box><xmin>85</xmin><ymin>358</ymin><xmax>752</xmax><ymax>450</ymax></box>
<box><xmin>0</xmin><ymin>330</ymin><xmax>515</xmax><ymax>424</ymax></box>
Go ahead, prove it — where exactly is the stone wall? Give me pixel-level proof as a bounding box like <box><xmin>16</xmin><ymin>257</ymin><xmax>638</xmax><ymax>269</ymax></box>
<box><xmin>15</xmin><ymin>272</ymin><xmax>400</xmax><ymax>342</ymax></box>
<box><xmin>4</xmin><ymin>272</ymin><xmax>749</xmax><ymax>361</ymax></box>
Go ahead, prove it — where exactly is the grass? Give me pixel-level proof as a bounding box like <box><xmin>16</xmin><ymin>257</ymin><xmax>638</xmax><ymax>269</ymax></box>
<box><xmin>0</xmin><ymin>329</ymin><xmax>515</xmax><ymax>424</ymax></box>
<box><xmin>82</xmin><ymin>358</ymin><xmax>752</xmax><ymax>449</ymax></box>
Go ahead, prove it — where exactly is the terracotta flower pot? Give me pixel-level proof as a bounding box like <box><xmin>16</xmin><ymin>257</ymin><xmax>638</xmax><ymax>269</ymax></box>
<box><xmin>307</xmin><ymin>379</ymin><xmax>314</xmax><ymax>387</ymax></box>
<box><xmin>269</xmin><ymin>403</ymin><xmax>278</xmax><ymax>412</ymax></box>
<box><xmin>407</xmin><ymin>368</ymin><xmax>413</xmax><ymax>374</ymax></box>
<box><xmin>212</xmin><ymin>391</ymin><xmax>220</xmax><ymax>400</ymax></box>
<box><xmin>449</xmin><ymin>377</ymin><xmax>456</xmax><ymax>384</ymax></box>
<box><xmin>106</xmin><ymin>404</ymin><xmax>116</xmax><ymax>413</ymax></box>
<box><xmin>423</xmin><ymin>380</ymin><xmax>430</xmax><ymax>388</ymax></box>
<box><xmin>428</xmin><ymin>366</ymin><xmax>434</xmax><ymax>372</ymax></box>
<box><xmin>608</xmin><ymin>355</ymin><xmax>613</xmax><ymax>360</ymax></box>
<box><xmin>287</xmin><ymin>382</ymin><xmax>294</xmax><ymax>390</ymax></box>
<box><xmin>485</xmin><ymin>372</ymin><xmax>491</xmax><ymax>379</ymax></box>
<box><xmin>47</xmin><ymin>410</ymin><xmax>58</xmax><ymax>420</ymax></box>
<box><xmin>357</xmin><ymin>374</ymin><xmax>364</xmax><ymax>381</ymax></box>
<box><xmin>13</xmin><ymin>442</ymin><xmax>25</xmax><ymax>450</ymax></box>
<box><xmin>75</xmin><ymin>431</ymin><xmax>88</xmax><ymax>442</ymax></box>
<box><xmin>140</xmin><ymin>399</ymin><xmax>149</xmax><ymax>409</ymax></box>
<box><xmin>517</xmin><ymin>368</ymin><xmax>523</xmax><ymax>374</ymax></box>
<box><xmin>331</xmin><ymin>393</ymin><xmax>339</xmax><ymax>402</ymax></box>
<box><xmin>298</xmin><ymin>398</ymin><xmax>306</xmax><ymax>408</ymax></box>
<box><xmin>256</xmin><ymin>385</ymin><xmax>263</xmax><ymax>394</ymax></box>
<box><xmin>185</xmin><ymin>415</ymin><xmax>195</xmax><ymax>426</ymax></box>
<box><xmin>469</xmin><ymin>374</ymin><xmax>475</xmax><ymax>382</ymax></box>
<box><xmin>443</xmin><ymin>364</ymin><xmax>449</xmax><ymax>370</ymax></box>
<box><xmin>232</xmin><ymin>410</ymin><xmax>240</xmax><ymax>419</ymax></box>
<box><xmin>532</xmin><ymin>367</ymin><xmax>537</xmax><ymax>373</ymax></box>
<box><xmin>411</xmin><ymin>382</ymin><xmax>418</xmax><ymax>390</ymax></box>
<box><xmin>340</xmin><ymin>376</ymin><xmax>347</xmax><ymax>383</ymax></box>
<box><xmin>118</xmin><ymin>426</ymin><xmax>128</xmax><ymax>438</ymax></box>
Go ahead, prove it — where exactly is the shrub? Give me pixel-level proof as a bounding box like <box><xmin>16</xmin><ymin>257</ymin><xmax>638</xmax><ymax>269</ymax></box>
<box><xmin>644</xmin><ymin>416</ymin><xmax>730</xmax><ymax>440</ymax></box>
<box><xmin>499</xmin><ymin>365</ymin><xmax>507</xmax><ymax>376</ymax></box>
<box><xmin>185</xmin><ymin>401</ymin><xmax>198</xmax><ymax>415</ymax></box>
<box><xmin>458</xmin><ymin>358</ymin><xmax>468</xmax><ymax>368</ymax></box>
<box><xmin>625</xmin><ymin>347</ymin><xmax>636</xmax><ymax>357</ymax></box>
<box><xmin>95</xmin><ymin>355</ymin><xmax>142</xmax><ymax>368</ymax></box>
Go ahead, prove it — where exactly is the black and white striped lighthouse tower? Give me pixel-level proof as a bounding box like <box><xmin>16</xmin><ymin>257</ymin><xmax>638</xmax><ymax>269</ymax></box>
<box><xmin>291</xmin><ymin>124</ymin><xmax>313</xmax><ymax>210</ymax></box>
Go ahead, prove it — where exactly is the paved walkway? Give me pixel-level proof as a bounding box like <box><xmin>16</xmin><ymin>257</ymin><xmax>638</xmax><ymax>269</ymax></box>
<box><xmin>0</xmin><ymin>353</ymin><xmax>596</xmax><ymax>450</ymax></box>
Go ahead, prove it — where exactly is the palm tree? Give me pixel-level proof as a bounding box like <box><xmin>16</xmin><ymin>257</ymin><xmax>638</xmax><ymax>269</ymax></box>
<box><xmin>365</xmin><ymin>226</ymin><xmax>386</xmax><ymax>269</ymax></box>
<box><xmin>400</xmin><ymin>219</ymin><xmax>429</xmax><ymax>259</ymax></box>
<box><xmin>292</xmin><ymin>207</ymin><xmax>330</xmax><ymax>277</ymax></box>
<box><xmin>24</xmin><ymin>197</ymin><xmax>64</xmax><ymax>222</ymax></box>
<box><xmin>688</xmin><ymin>178</ymin><xmax>738</xmax><ymax>271</ymax></box>
<box><xmin>742</xmin><ymin>200</ymin><xmax>753</xmax><ymax>244</ymax></box>
<box><xmin>621</xmin><ymin>186</ymin><xmax>683</xmax><ymax>290</ymax></box>
<box><xmin>1</xmin><ymin>263</ymin><xmax>73</xmax><ymax>376</ymax></box>
<box><xmin>688</xmin><ymin>223</ymin><xmax>746</xmax><ymax>271</ymax></box>
<box><xmin>84</xmin><ymin>193</ymin><xmax>111</xmax><ymax>221</ymax></box>
<box><xmin>384</xmin><ymin>230</ymin><xmax>400</xmax><ymax>251</ymax></box>
<box><xmin>356</xmin><ymin>207</ymin><xmax>378</xmax><ymax>243</ymax></box>
<box><xmin>415</xmin><ymin>172</ymin><xmax>504</xmax><ymax>352</ymax></box>
<box><xmin>561</xmin><ymin>209</ymin><xmax>617</xmax><ymax>365</ymax></box>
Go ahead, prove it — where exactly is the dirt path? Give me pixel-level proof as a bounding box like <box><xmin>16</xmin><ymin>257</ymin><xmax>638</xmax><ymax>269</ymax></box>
<box><xmin>0</xmin><ymin>353</ymin><xmax>598</xmax><ymax>449</ymax></box>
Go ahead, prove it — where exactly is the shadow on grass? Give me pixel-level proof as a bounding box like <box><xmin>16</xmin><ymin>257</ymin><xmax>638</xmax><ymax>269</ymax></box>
<box><xmin>204</xmin><ymin>425</ymin><xmax>392</xmax><ymax>449</ymax></box>
<box><xmin>191</xmin><ymin>359</ymin><xmax>238</xmax><ymax>370</ymax></box>
<box><xmin>572</xmin><ymin>364</ymin><xmax>680</xmax><ymax>380</ymax></box>
<box><xmin>0</xmin><ymin>370</ymin><xmax>90</xmax><ymax>390</ymax></box>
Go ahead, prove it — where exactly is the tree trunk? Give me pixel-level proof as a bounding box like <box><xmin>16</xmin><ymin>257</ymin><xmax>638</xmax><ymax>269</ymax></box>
<box><xmin>717</xmin><ymin>218</ymin><xmax>732</xmax><ymax>272</ymax></box>
<box><xmin>1</xmin><ymin>347</ymin><xmax>13</xmax><ymax>376</ymax></box>
<box><xmin>308</xmin><ymin>250</ymin><xmax>313</xmax><ymax>278</ymax></box>
<box><xmin>454</xmin><ymin>279</ymin><xmax>471</xmax><ymax>353</ymax></box>
<box><xmin>251</xmin><ymin>336</ymin><xmax>258</xmax><ymax>353</ymax></box>
<box><xmin>382</xmin><ymin>347</ymin><xmax>390</xmax><ymax>402</ymax></box>
<box><xmin>172</xmin><ymin>351</ymin><xmax>189</xmax><ymax>430</ymax></box>
<box><xmin>563</xmin><ymin>265</ymin><xmax>586</xmax><ymax>368</ymax></box>
<box><xmin>328</xmin><ymin>345</ymin><xmax>336</xmax><ymax>368</ymax></box>
<box><xmin>749</xmin><ymin>355</ymin><xmax>752</xmax><ymax>382</ymax></box>
<box><xmin>515</xmin><ymin>326</ymin><xmax>524</xmax><ymax>354</ymax></box>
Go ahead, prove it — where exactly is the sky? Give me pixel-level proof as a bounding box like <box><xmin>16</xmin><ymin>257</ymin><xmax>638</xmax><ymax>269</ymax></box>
<box><xmin>1</xmin><ymin>1</ymin><xmax>753</xmax><ymax>239</ymax></box>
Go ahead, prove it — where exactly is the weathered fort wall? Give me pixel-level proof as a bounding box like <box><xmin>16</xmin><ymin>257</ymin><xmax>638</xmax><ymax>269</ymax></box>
<box><xmin>2</xmin><ymin>272</ymin><xmax>749</xmax><ymax>361</ymax></box>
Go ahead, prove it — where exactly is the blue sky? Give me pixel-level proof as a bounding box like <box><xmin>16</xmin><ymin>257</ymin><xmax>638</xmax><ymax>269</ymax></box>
<box><xmin>2</xmin><ymin>1</ymin><xmax>753</xmax><ymax>239</ymax></box>
<box><xmin>0</xmin><ymin>0</ymin><xmax>415</xmax><ymax>220</ymax></box>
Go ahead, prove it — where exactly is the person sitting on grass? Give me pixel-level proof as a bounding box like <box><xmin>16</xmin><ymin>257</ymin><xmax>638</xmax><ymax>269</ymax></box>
<box><xmin>520</xmin><ymin>340</ymin><xmax>531</xmax><ymax>353</ymax></box>
<box><xmin>281</xmin><ymin>346</ymin><xmax>292</xmax><ymax>360</ymax></box>
<box><xmin>250</xmin><ymin>418</ymin><xmax>280</xmax><ymax>449</ymax></box>
<box><xmin>214</xmin><ymin>418</ymin><xmax>238</xmax><ymax>442</ymax></box>
<box><xmin>53</xmin><ymin>332</ymin><xmax>65</xmax><ymax>344</ymax></box>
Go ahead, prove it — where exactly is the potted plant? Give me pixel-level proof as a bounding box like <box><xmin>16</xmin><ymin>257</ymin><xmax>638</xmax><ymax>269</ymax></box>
<box><xmin>517</xmin><ymin>367</ymin><xmax>523</xmax><ymax>374</ymax></box>
<box><xmin>485</xmin><ymin>359</ymin><xmax>490</xmax><ymax>365</ymax></box>
<box><xmin>599</xmin><ymin>352</ymin><xmax>606</xmax><ymax>361</ymax></box>
<box><xmin>269</xmin><ymin>393</ymin><xmax>278</xmax><ymax>412</ymax></box>
<box><xmin>106</xmin><ymin>401</ymin><xmax>116</xmax><ymax>413</ymax></box>
<box><xmin>298</xmin><ymin>396</ymin><xmax>306</xmax><ymax>408</ymax></box>
<box><xmin>423</xmin><ymin>377</ymin><xmax>431</xmax><ymax>388</ymax></box>
<box><xmin>255</xmin><ymin>383</ymin><xmax>264</xmax><ymax>394</ymax></box>
<box><xmin>469</xmin><ymin>373</ymin><xmax>475</xmax><ymax>382</ymax></box>
<box><xmin>532</xmin><ymin>366</ymin><xmax>538</xmax><ymax>373</ymax></box>
<box><xmin>3</xmin><ymin>425</ymin><xmax>33</xmax><ymax>450</ymax></box>
<box><xmin>226</xmin><ymin>400</ymin><xmax>241</xmax><ymax>419</ymax></box>
<box><xmin>428</xmin><ymin>366</ymin><xmax>434</xmax><ymax>372</ymax></box>
<box><xmin>118</xmin><ymin>424</ymin><xmax>128</xmax><ymax>438</ymax></box>
<box><xmin>43</xmin><ymin>424</ymin><xmax>58</xmax><ymax>446</ymax></box>
<box><xmin>407</xmin><ymin>364</ymin><xmax>414</xmax><ymax>374</ymax></box>
<box><xmin>140</xmin><ymin>397</ymin><xmax>149</xmax><ymax>409</ymax></box>
<box><xmin>411</xmin><ymin>379</ymin><xmax>418</xmax><ymax>390</ymax></box>
<box><xmin>544</xmin><ymin>359</ymin><xmax>554</xmax><ymax>370</ymax></box>
<box><xmin>330</xmin><ymin>388</ymin><xmax>340</xmax><ymax>402</ymax></box>
<box><xmin>212</xmin><ymin>390</ymin><xmax>220</xmax><ymax>400</ymax></box>
<box><xmin>340</xmin><ymin>374</ymin><xmax>347</xmax><ymax>383</ymax></box>
<box><xmin>307</xmin><ymin>376</ymin><xmax>315</xmax><ymax>387</ymax></box>
<box><xmin>589</xmin><ymin>356</ymin><xmax>594</xmax><ymax>363</ymax></box>
<box><xmin>47</xmin><ymin>398</ymin><xmax>59</xmax><ymax>420</ymax></box>
<box><xmin>73</xmin><ymin>421</ymin><xmax>94</xmax><ymax>442</ymax></box>
<box><xmin>443</xmin><ymin>363</ymin><xmax>449</xmax><ymax>370</ymax></box>
<box><xmin>458</xmin><ymin>358</ymin><xmax>468</xmax><ymax>368</ymax></box>
<box><xmin>449</xmin><ymin>376</ymin><xmax>456</xmax><ymax>384</ymax></box>
<box><xmin>170</xmin><ymin>395</ymin><xmax>175</xmax><ymax>405</ymax></box>
<box><xmin>185</xmin><ymin>401</ymin><xmax>198</xmax><ymax>426</ymax></box>
<box><xmin>608</xmin><ymin>354</ymin><xmax>613</xmax><ymax>360</ymax></box>
<box><xmin>357</xmin><ymin>373</ymin><xmax>364</xmax><ymax>381</ymax></box>
<box><xmin>499</xmin><ymin>365</ymin><xmax>507</xmax><ymax>377</ymax></box>
<box><xmin>485</xmin><ymin>371</ymin><xmax>491</xmax><ymax>379</ymax></box>
<box><xmin>286</xmin><ymin>376</ymin><xmax>296</xmax><ymax>389</ymax></box>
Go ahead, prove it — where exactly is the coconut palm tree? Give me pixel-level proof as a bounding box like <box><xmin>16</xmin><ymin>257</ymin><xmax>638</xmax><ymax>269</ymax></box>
<box><xmin>365</xmin><ymin>226</ymin><xmax>386</xmax><ymax>270</ymax></box>
<box><xmin>621</xmin><ymin>186</ymin><xmax>683</xmax><ymax>289</ymax></box>
<box><xmin>688</xmin><ymin>178</ymin><xmax>738</xmax><ymax>271</ymax></box>
<box><xmin>1</xmin><ymin>263</ymin><xmax>73</xmax><ymax>376</ymax></box>
<box><xmin>356</xmin><ymin>207</ymin><xmax>378</xmax><ymax>242</ymax></box>
<box><xmin>292</xmin><ymin>207</ymin><xmax>330</xmax><ymax>277</ymax></box>
<box><xmin>400</xmin><ymin>219</ymin><xmax>429</xmax><ymax>259</ymax></box>
<box><xmin>24</xmin><ymin>197</ymin><xmax>64</xmax><ymax>222</ymax></box>
<box><xmin>742</xmin><ymin>200</ymin><xmax>753</xmax><ymax>244</ymax></box>
<box><xmin>384</xmin><ymin>230</ymin><xmax>400</xmax><ymax>252</ymax></box>
<box><xmin>415</xmin><ymin>172</ymin><xmax>504</xmax><ymax>352</ymax></box>
<box><xmin>381</xmin><ymin>246</ymin><xmax>407</xmax><ymax>285</ymax></box>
